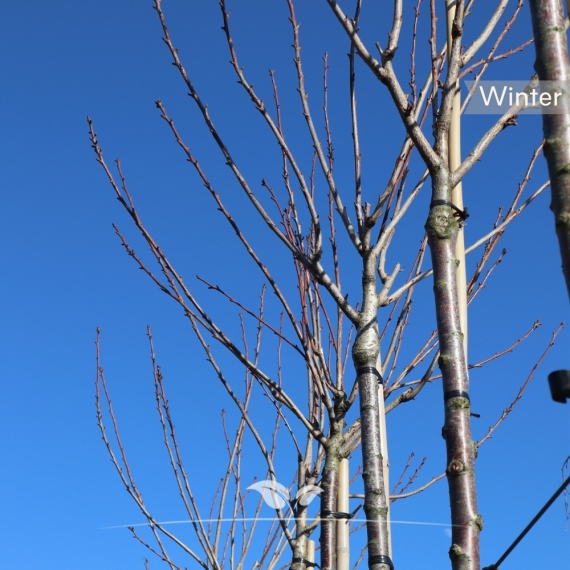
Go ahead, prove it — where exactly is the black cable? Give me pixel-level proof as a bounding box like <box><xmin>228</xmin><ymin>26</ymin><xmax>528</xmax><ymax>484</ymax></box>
<box><xmin>482</xmin><ymin>473</ymin><xmax>570</xmax><ymax>570</ymax></box>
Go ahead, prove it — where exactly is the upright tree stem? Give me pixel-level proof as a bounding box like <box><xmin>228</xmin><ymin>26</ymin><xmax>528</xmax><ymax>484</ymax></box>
<box><xmin>320</xmin><ymin>462</ymin><xmax>339</xmax><ymax>570</ymax></box>
<box><xmin>358</xmin><ymin>369</ymin><xmax>391</xmax><ymax>570</ymax></box>
<box><xmin>426</xmin><ymin>171</ymin><xmax>481</xmax><ymax>570</ymax></box>
<box><xmin>353</xmin><ymin>257</ymin><xmax>392</xmax><ymax>570</ymax></box>
<box><xmin>320</xmin><ymin>405</ymin><xmax>346</xmax><ymax>570</ymax></box>
<box><xmin>529</xmin><ymin>0</ymin><xmax>570</xmax><ymax>300</ymax></box>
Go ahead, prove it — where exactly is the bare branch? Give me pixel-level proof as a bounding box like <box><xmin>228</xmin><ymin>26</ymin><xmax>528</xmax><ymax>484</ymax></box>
<box><xmin>153</xmin><ymin>2</ymin><xmax>301</xmax><ymax>257</ymax></box>
<box><xmin>286</xmin><ymin>0</ymin><xmax>362</xmax><ymax>253</ymax></box>
<box><xmin>462</xmin><ymin>1</ymin><xmax>528</xmax><ymax>111</ymax></box>
<box><xmin>465</xmin><ymin>182</ymin><xmax>550</xmax><ymax>255</ymax></box>
<box><xmin>391</xmin><ymin>454</ymin><xmax>428</xmax><ymax>502</ymax></box>
<box><xmin>323</xmin><ymin>0</ymin><xmax>441</xmax><ymax>169</ymax></box>
<box><xmin>461</xmin><ymin>0</ymin><xmax>509</xmax><ymax>65</ymax></box>
<box><xmin>386</xmin><ymin>0</ymin><xmax>403</xmax><ymax>57</ymax></box>
<box><xmin>398</xmin><ymin>321</ymin><xmax>542</xmax><ymax>390</ymax></box>
<box><xmin>196</xmin><ymin>276</ymin><xmax>305</xmax><ymax>357</ymax></box>
<box><xmin>385</xmin><ymin>351</ymin><xmax>438</xmax><ymax>413</ymax></box>
<box><xmin>187</xmin><ymin>312</ymin><xmax>296</xmax><ymax>546</ymax></box>
<box><xmin>390</xmin><ymin>472</ymin><xmax>445</xmax><ymax>502</ymax></box>
<box><xmin>147</xmin><ymin>327</ymin><xmax>218</xmax><ymax>564</ymax></box>
<box><xmin>453</xmin><ymin>82</ymin><xmax>536</xmax><ymax>186</ymax></box>
<box><xmin>218</xmin><ymin>1</ymin><xmax>323</xmax><ymax>256</ymax></box>
<box><xmin>477</xmin><ymin>323</ymin><xmax>564</xmax><ymax>447</ymax></box>
<box><xmin>95</xmin><ymin>330</ymin><xmax>211</xmax><ymax>569</ymax></box>
<box><xmin>349</xmin><ymin>0</ymin><xmax>364</xmax><ymax>232</ymax></box>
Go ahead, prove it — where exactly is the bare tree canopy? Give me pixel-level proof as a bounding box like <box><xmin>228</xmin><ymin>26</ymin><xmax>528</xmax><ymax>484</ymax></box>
<box><xmin>1</xmin><ymin>1</ymin><xmax>569</xmax><ymax>569</ymax></box>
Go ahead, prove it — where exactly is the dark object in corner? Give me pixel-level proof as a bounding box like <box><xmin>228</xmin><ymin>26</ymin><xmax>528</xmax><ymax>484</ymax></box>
<box><xmin>548</xmin><ymin>370</ymin><xmax>570</xmax><ymax>403</ymax></box>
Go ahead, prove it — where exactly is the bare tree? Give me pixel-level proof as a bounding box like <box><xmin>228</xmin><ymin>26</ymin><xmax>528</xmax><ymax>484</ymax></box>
<box><xmin>90</xmin><ymin>2</ymin><xmax>562</xmax><ymax>569</ymax></box>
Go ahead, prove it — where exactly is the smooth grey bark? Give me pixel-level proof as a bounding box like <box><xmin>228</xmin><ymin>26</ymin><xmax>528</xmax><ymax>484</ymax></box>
<box><xmin>357</xmin><ymin>369</ymin><xmax>391</xmax><ymax>570</ymax></box>
<box><xmin>529</xmin><ymin>0</ymin><xmax>570</xmax><ymax>300</ymax></box>
<box><xmin>352</xmin><ymin>254</ymin><xmax>391</xmax><ymax>570</ymax></box>
<box><xmin>320</xmin><ymin>449</ymin><xmax>340</xmax><ymax>570</ymax></box>
<box><xmin>290</xmin><ymin>537</ymin><xmax>310</xmax><ymax>570</ymax></box>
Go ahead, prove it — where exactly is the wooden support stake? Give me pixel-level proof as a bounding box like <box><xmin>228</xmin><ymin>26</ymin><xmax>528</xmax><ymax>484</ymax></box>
<box><xmin>307</xmin><ymin>540</ymin><xmax>315</xmax><ymax>567</ymax></box>
<box><xmin>446</xmin><ymin>0</ymin><xmax>468</xmax><ymax>360</ymax></box>
<box><xmin>337</xmin><ymin>458</ymin><xmax>350</xmax><ymax>570</ymax></box>
<box><xmin>378</xmin><ymin>380</ymin><xmax>392</xmax><ymax>558</ymax></box>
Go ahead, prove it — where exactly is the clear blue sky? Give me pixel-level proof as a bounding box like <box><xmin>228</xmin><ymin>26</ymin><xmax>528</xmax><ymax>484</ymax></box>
<box><xmin>1</xmin><ymin>1</ymin><xmax>569</xmax><ymax>569</ymax></box>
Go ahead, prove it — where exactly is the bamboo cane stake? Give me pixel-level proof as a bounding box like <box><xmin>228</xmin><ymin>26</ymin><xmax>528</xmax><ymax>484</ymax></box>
<box><xmin>337</xmin><ymin>459</ymin><xmax>350</xmax><ymax>570</ymax></box>
<box><xmin>446</xmin><ymin>0</ymin><xmax>468</xmax><ymax>360</ymax></box>
<box><xmin>307</xmin><ymin>540</ymin><xmax>315</xmax><ymax>567</ymax></box>
<box><xmin>377</xmin><ymin>382</ymin><xmax>392</xmax><ymax>558</ymax></box>
<box><xmin>377</xmin><ymin>355</ymin><xmax>392</xmax><ymax>558</ymax></box>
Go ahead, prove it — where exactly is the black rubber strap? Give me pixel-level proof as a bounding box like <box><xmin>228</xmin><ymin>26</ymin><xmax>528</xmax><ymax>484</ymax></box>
<box><xmin>291</xmin><ymin>558</ymin><xmax>320</xmax><ymax>568</ymax></box>
<box><xmin>444</xmin><ymin>390</ymin><xmax>470</xmax><ymax>402</ymax></box>
<box><xmin>349</xmin><ymin>503</ymin><xmax>363</xmax><ymax>520</ymax></box>
<box><xmin>356</xmin><ymin>366</ymin><xmax>383</xmax><ymax>384</ymax></box>
<box><xmin>321</xmin><ymin>504</ymin><xmax>362</xmax><ymax>523</ymax></box>
<box><xmin>321</xmin><ymin>510</ymin><xmax>351</xmax><ymax>519</ymax></box>
<box><xmin>368</xmin><ymin>554</ymin><xmax>394</xmax><ymax>569</ymax></box>
<box><xmin>430</xmin><ymin>199</ymin><xmax>469</xmax><ymax>220</ymax></box>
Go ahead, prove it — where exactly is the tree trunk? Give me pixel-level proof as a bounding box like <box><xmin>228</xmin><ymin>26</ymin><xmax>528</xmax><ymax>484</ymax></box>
<box><xmin>320</xmin><ymin>403</ymin><xmax>347</xmax><ymax>570</ymax></box>
<box><xmin>353</xmin><ymin>265</ymin><xmax>392</xmax><ymax>570</ymax></box>
<box><xmin>291</xmin><ymin>536</ymin><xmax>310</xmax><ymax>570</ymax></box>
<box><xmin>426</xmin><ymin>169</ymin><xmax>482</xmax><ymax>570</ymax></box>
<box><xmin>358</xmin><ymin>368</ymin><xmax>391</xmax><ymax>570</ymax></box>
<box><xmin>320</xmin><ymin>455</ymin><xmax>340</xmax><ymax>570</ymax></box>
<box><xmin>529</xmin><ymin>0</ymin><xmax>570</xmax><ymax>300</ymax></box>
